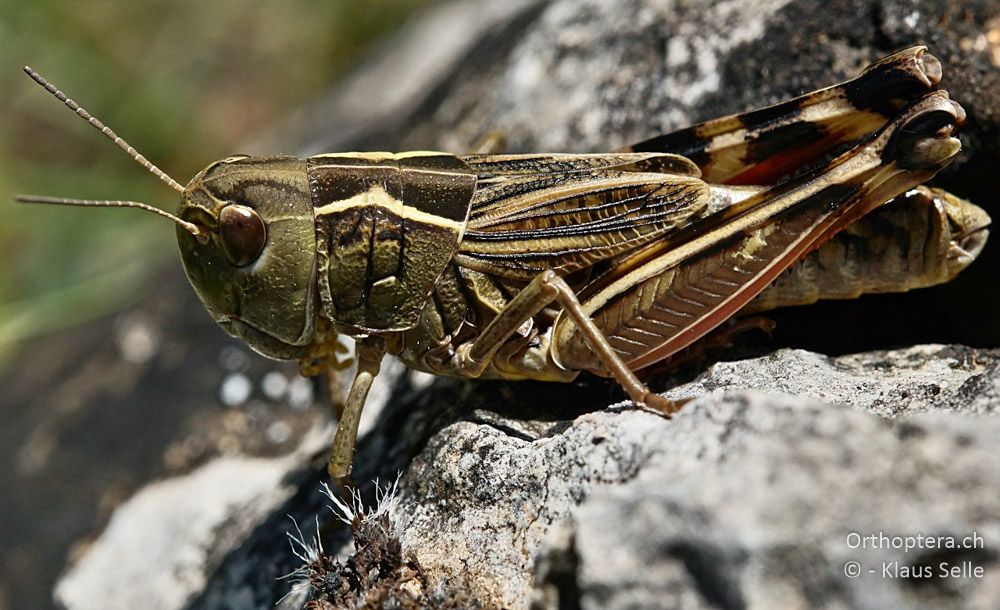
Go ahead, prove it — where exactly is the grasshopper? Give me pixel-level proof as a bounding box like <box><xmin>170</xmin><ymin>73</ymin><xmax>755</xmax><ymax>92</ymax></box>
<box><xmin>17</xmin><ymin>47</ymin><xmax>988</xmax><ymax>479</ymax></box>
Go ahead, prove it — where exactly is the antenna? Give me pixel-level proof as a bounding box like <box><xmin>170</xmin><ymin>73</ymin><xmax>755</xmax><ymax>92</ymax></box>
<box><xmin>14</xmin><ymin>195</ymin><xmax>205</xmax><ymax>239</ymax></box>
<box><xmin>22</xmin><ymin>66</ymin><xmax>185</xmax><ymax>193</ymax></box>
<box><xmin>14</xmin><ymin>67</ymin><xmax>205</xmax><ymax>240</ymax></box>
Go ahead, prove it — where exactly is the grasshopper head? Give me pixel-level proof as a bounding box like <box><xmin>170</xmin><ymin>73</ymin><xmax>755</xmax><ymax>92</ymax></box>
<box><xmin>177</xmin><ymin>156</ymin><xmax>318</xmax><ymax>359</ymax></box>
<box><xmin>15</xmin><ymin>68</ymin><xmax>319</xmax><ymax>360</ymax></box>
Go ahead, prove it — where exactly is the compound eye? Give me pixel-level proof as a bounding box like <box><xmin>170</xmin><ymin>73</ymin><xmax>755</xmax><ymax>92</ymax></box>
<box><xmin>219</xmin><ymin>204</ymin><xmax>266</xmax><ymax>267</ymax></box>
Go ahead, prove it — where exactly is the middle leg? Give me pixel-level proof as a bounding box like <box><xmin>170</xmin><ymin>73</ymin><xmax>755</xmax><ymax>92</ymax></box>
<box><xmin>456</xmin><ymin>270</ymin><xmax>683</xmax><ymax>414</ymax></box>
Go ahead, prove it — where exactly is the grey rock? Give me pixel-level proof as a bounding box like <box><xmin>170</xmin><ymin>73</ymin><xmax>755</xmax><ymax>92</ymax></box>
<box><xmin>392</xmin><ymin>347</ymin><xmax>1000</xmax><ymax>609</ymax></box>
<box><xmin>54</xmin><ymin>433</ymin><xmax>330</xmax><ymax>610</ymax></box>
<box><xmin>671</xmin><ymin>346</ymin><xmax>1000</xmax><ymax>417</ymax></box>
<box><xmin>550</xmin><ymin>393</ymin><xmax>1000</xmax><ymax>610</ymax></box>
<box><xmin>41</xmin><ymin>0</ymin><xmax>1000</xmax><ymax>609</ymax></box>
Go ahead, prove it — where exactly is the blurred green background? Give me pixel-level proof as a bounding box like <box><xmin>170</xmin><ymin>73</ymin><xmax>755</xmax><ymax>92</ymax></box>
<box><xmin>0</xmin><ymin>0</ymin><xmax>433</xmax><ymax>370</ymax></box>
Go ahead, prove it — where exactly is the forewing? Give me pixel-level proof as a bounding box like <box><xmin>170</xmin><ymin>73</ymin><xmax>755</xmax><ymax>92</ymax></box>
<box><xmin>456</xmin><ymin>162</ymin><xmax>708</xmax><ymax>280</ymax></box>
<box><xmin>462</xmin><ymin>152</ymin><xmax>700</xmax><ymax>178</ymax></box>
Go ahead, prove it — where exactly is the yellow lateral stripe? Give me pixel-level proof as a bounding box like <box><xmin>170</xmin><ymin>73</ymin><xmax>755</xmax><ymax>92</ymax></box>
<box><xmin>313</xmin><ymin>185</ymin><xmax>464</xmax><ymax>231</ymax></box>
